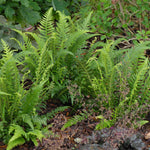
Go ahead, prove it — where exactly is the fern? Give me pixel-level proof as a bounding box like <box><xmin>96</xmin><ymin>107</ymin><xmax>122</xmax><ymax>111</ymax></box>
<box><xmin>0</xmin><ymin>40</ymin><xmax>23</xmax><ymax>122</ymax></box>
<box><xmin>82</xmin><ymin>40</ymin><xmax>150</xmax><ymax>108</ymax></box>
<box><xmin>0</xmin><ymin>40</ymin><xmax>48</xmax><ymax>148</ymax></box>
<box><xmin>39</xmin><ymin>7</ymin><xmax>55</xmax><ymax>39</ymax></box>
<box><xmin>128</xmin><ymin>58</ymin><xmax>150</xmax><ymax>103</ymax></box>
<box><xmin>46</xmin><ymin>106</ymin><xmax>69</xmax><ymax>119</ymax></box>
<box><xmin>7</xmin><ymin>124</ymin><xmax>44</xmax><ymax>150</ymax></box>
<box><xmin>61</xmin><ymin>110</ymin><xmax>89</xmax><ymax>130</ymax></box>
<box><xmin>7</xmin><ymin>137</ymin><xmax>25</xmax><ymax>150</ymax></box>
<box><xmin>21</xmin><ymin>82</ymin><xmax>44</xmax><ymax>114</ymax></box>
<box><xmin>0</xmin><ymin>7</ymin><xmax>97</xmax><ymax>148</ymax></box>
<box><xmin>7</xmin><ymin>124</ymin><xmax>26</xmax><ymax>150</ymax></box>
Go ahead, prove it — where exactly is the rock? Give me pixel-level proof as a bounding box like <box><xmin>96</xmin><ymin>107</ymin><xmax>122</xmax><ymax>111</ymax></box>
<box><xmin>118</xmin><ymin>133</ymin><xmax>146</xmax><ymax>150</ymax></box>
<box><xmin>74</xmin><ymin>138</ymin><xmax>83</xmax><ymax>144</ymax></box>
<box><xmin>78</xmin><ymin>144</ymin><xmax>104</xmax><ymax>150</ymax></box>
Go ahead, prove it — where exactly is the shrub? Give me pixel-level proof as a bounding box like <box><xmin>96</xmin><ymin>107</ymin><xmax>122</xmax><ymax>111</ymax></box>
<box><xmin>0</xmin><ymin>0</ymin><xmax>87</xmax><ymax>26</ymax></box>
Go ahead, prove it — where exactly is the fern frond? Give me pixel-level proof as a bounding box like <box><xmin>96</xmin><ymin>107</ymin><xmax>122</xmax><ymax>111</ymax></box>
<box><xmin>1</xmin><ymin>39</ymin><xmax>13</xmax><ymax>63</ymax></box>
<box><xmin>0</xmin><ymin>40</ymin><xmax>23</xmax><ymax>122</ymax></box>
<box><xmin>39</xmin><ymin>7</ymin><xmax>55</xmax><ymax>39</ymax></box>
<box><xmin>7</xmin><ymin>124</ymin><xmax>27</xmax><ymax>150</ymax></box>
<box><xmin>123</xmin><ymin>41</ymin><xmax>150</xmax><ymax>65</ymax></box>
<box><xmin>56</xmin><ymin>11</ymin><xmax>71</xmax><ymax>46</ymax></box>
<box><xmin>78</xmin><ymin>11</ymin><xmax>92</xmax><ymax>31</ymax></box>
<box><xmin>20</xmin><ymin>114</ymin><xmax>34</xmax><ymax>130</ymax></box>
<box><xmin>28</xmin><ymin>129</ymin><xmax>44</xmax><ymax>141</ymax></box>
<box><xmin>46</xmin><ymin>106</ymin><xmax>69</xmax><ymax>119</ymax></box>
<box><xmin>21</xmin><ymin>82</ymin><xmax>43</xmax><ymax>114</ymax></box>
<box><xmin>61</xmin><ymin>110</ymin><xmax>89</xmax><ymax>130</ymax></box>
<box><xmin>129</xmin><ymin>58</ymin><xmax>149</xmax><ymax>102</ymax></box>
<box><xmin>12</xmin><ymin>29</ymin><xmax>32</xmax><ymax>52</ymax></box>
<box><xmin>26</xmin><ymin>32</ymin><xmax>45</xmax><ymax>53</ymax></box>
<box><xmin>31</xmin><ymin>115</ymin><xmax>47</xmax><ymax>129</ymax></box>
<box><xmin>34</xmin><ymin>39</ymin><xmax>53</xmax><ymax>84</ymax></box>
<box><xmin>7</xmin><ymin>137</ymin><xmax>25</xmax><ymax>150</ymax></box>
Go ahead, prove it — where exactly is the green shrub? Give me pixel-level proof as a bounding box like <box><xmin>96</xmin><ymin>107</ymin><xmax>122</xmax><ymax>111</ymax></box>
<box><xmin>0</xmin><ymin>0</ymin><xmax>87</xmax><ymax>26</ymax></box>
<box><xmin>0</xmin><ymin>0</ymin><xmax>44</xmax><ymax>25</ymax></box>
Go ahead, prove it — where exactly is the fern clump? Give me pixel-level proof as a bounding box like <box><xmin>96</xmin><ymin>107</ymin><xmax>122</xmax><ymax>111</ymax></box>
<box><xmin>0</xmin><ymin>7</ymin><xmax>95</xmax><ymax>149</ymax></box>
<box><xmin>62</xmin><ymin>40</ymin><xmax>150</xmax><ymax>130</ymax></box>
<box><xmin>11</xmin><ymin>7</ymin><xmax>95</xmax><ymax>103</ymax></box>
<box><xmin>61</xmin><ymin>110</ymin><xmax>89</xmax><ymax>131</ymax></box>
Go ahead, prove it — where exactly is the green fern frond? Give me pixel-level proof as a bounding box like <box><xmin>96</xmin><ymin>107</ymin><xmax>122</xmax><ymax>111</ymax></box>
<box><xmin>129</xmin><ymin>58</ymin><xmax>149</xmax><ymax>102</ymax></box>
<box><xmin>31</xmin><ymin>115</ymin><xmax>47</xmax><ymax>129</ymax></box>
<box><xmin>0</xmin><ymin>42</ymin><xmax>22</xmax><ymax>121</ymax></box>
<box><xmin>20</xmin><ymin>114</ymin><xmax>34</xmax><ymax>130</ymax></box>
<box><xmin>8</xmin><ymin>124</ymin><xmax>26</xmax><ymax>143</ymax></box>
<box><xmin>7</xmin><ymin>123</ymin><xmax>44</xmax><ymax>150</ymax></box>
<box><xmin>7</xmin><ymin>137</ymin><xmax>25</xmax><ymax>150</ymax></box>
<box><xmin>61</xmin><ymin>110</ymin><xmax>89</xmax><ymax>130</ymax></box>
<box><xmin>124</xmin><ymin>41</ymin><xmax>150</xmax><ymax>65</ymax></box>
<box><xmin>34</xmin><ymin>40</ymin><xmax>53</xmax><ymax>84</ymax></box>
<box><xmin>78</xmin><ymin>11</ymin><xmax>92</xmax><ymax>31</ymax></box>
<box><xmin>12</xmin><ymin>29</ymin><xmax>32</xmax><ymax>52</ymax></box>
<box><xmin>56</xmin><ymin>11</ymin><xmax>71</xmax><ymax>44</ymax></box>
<box><xmin>28</xmin><ymin>129</ymin><xmax>44</xmax><ymax>141</ymax></box>
<box><xmin>1</xmin><ymin>39</ymin><xmax>14</xmax><ymax>64</ymax></box>
<box><xmin>26</xmin><ymin>32</ymin><xmax>46</xmax><ymax>52</ymax></box>
<box><xmin>46</xmin><ymin>106</ymin><xmax>69</xmax><ymax>119</ymax></box>
<box><xmin>39</xmin><ymin>7</ymin><xmax>55</xmax><ymax>38</ymax></box>
<box><xmin>21</xmin><ymin>82</ymin><xmax>44</xmax><ymax>114</ymax></box>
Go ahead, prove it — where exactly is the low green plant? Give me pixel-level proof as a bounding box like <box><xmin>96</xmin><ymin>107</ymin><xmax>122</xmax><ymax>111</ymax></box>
<box><xmin>12</xmin><ymin>7</ymin><xmax>95</xmax><ymax>103</ymax></box>
<box><xmin>74</xmin><ymin>0</ymin><xmax>150</xmax><ymax>39</ymax></box>
<box><xmin>0</xmin><ymin>7</ymin><xmax>96</xmax><ymax>148</ymax></box>
<box><xmin>135</xmin><ymin>30</ymin><xmax>150</xmax><ymax>41</ymax></box>
<box><xmin>61</xmin><ymin>110</ymin><xmax>89</xmax><ymax>130</ymax></box>
<box><xmin>1</xmin><ymin>6</ymin><xmax>94</xmax><ymax>149</ymax></box>
<box><xmin>87</xmin><ymin>40</ymin><xmax>150</xmax><ymax>128</ymax></box>
<box><xmin>63</xmin><ymin>40</ymin><xmax>150</xmax><ymax>130</ymax></box>
<box><xmin>0</xmin><ymin>39</ymin><xmax>48</xmax><ymax>149</ymax></box>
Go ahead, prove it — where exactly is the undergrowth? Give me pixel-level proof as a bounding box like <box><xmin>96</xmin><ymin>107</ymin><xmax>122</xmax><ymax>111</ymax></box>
<box><xmin>0</xmin><ymin>7</ymin><xmax>95</xmax><ymax>150</ymax></box>
<box><xmin>0</xmin><ymin>5</ymin><xmax>150</xmax><ymax>150</ymax></box>
<box><xmin>62</xmin><ymin>40</ymin><xmax>150</xmax><ymax>130</ymax></box>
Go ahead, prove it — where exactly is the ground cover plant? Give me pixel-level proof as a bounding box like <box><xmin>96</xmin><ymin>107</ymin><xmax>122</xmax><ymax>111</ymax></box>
<box><xmin>73</xmin><ymin>0</ymin><xmax>150</xmax><ymax>40</ymax></box>
<box><xmin>0</xmin><ymin>1</ymin><xmax>150</xmax><ymax>149</ymax></box>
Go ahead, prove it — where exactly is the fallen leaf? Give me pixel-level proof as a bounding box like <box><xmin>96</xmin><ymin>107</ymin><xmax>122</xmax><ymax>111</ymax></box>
<box><xmin>145</xmin><ymin>132</ymin><xmax>150</xmax><ymax>139</ymax></box>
